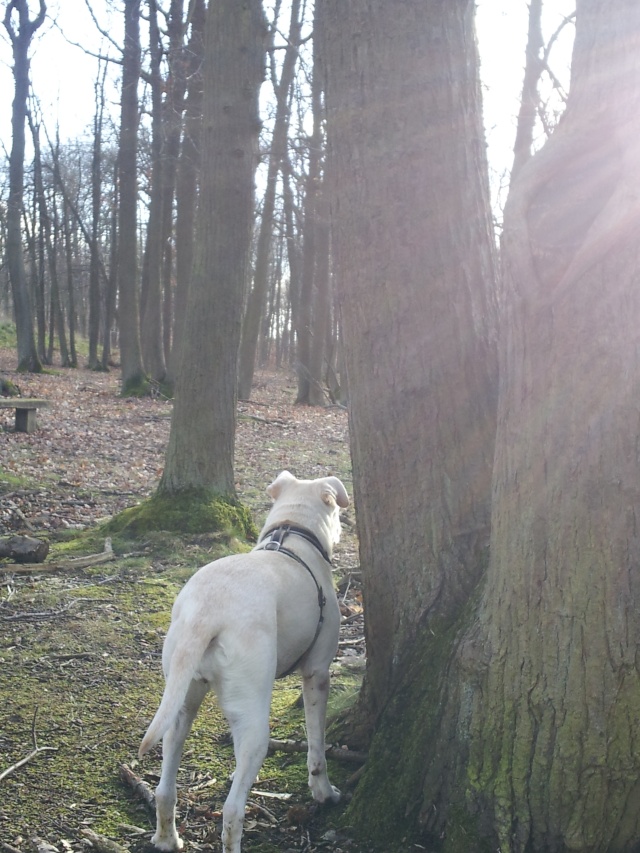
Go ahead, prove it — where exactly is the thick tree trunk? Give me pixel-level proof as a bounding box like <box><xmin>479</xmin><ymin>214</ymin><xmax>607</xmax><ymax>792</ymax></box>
<box><xmin>323</xmin><ymin>0</ymin><xmax>497</xmax><ymax>726</ymax></box>
<box><xmin>322</xmin><ymin>0</ymin><xmax>498</xmax><ymax>845</ymax></box>
<box><xmin>432</xmin><ymin>2</ymin><xmax>640</xmax><ymax>851</ymax></box>
<box><xmin>159</xmin><ymin>0</ymin><xmax>266</xmax><ymax>495</ymax></box>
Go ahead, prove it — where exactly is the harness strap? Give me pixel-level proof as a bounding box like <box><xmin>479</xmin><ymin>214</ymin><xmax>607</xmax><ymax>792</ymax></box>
<box><xmin>259</xmin><ymin>523</ymin><xmax>332</xmax><ymax>565</ymax></box>
<box><xmin>255</xmin><ymin>525</ymin><xmax>330</xmax><ymax>678</ymax></box>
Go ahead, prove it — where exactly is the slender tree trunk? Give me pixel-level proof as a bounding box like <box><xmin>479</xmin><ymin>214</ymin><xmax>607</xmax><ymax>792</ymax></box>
<box><xmin>510</xmin><ymin>0</ymin><xmax>543</xmax><ymax>181</ymax></box>
<box><xmin>169</xmin><ymin>0</ymin><xmax>205</xmax><ymax>384</ymax></box>
<box><xmin>307</xmin><ymin>183</ymin><xmax>330</xmax><ymax>406</ymax></box>
<box><xmin>88</xmin><ymin>66</ymin><xmax>107</xmax><ymax>370</ymax></box>
<box><xmin>159</xmin><ymin>0</ymin><xmax>266</xmax><ymax>495</ymax></box>
<box><xmin>294</xmin><ymin>43</ymin><xmax>323</xmax><ymax>405</ymax></box>
<box><xmin>140</xmin><ymin>0</ymin><xmax>167</xmax><ymax>384</ymax></box>
<box><xmin>62</xmin><ymin>198</ymin><xmax>78</xmax><ymax>367</ymax></box>
<box><xmin>117</xmin><ymin>0</ymin><xmax>146</xmax><ymax>394</ymax></box>
<box><xmin>3</xmin><ymin>0</ymin><xmax>45</xmax><ymax>372</ymax></box>
<box><xmin>237</xmin><ymin>0</ymin><xmax>301</xmax><ymax>401</ymax></box>
<box><xmin>160</xmin><ymin>0</ymin><xmax>187</xmax><ymax>367</ymax></box>
<box><xmin>102</xmin><ymin>159</ymin><xmax>119</xmax><ymax>370</ymax></box>
<box><xmin>31</xmin><ymin>122</ymin><xmax>70</xmax><ymax>368</ymax></box>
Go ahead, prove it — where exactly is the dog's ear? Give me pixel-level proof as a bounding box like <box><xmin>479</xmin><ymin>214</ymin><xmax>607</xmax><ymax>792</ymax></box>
<box><xmin>321</xmin><ymin>477</ymin><xmax>350</xmax><ymax>509</ymax></box>
<box><xmin>267</xmin><ymin>470</ymin><xmax>296</xmax><ymax>500</ymax></box>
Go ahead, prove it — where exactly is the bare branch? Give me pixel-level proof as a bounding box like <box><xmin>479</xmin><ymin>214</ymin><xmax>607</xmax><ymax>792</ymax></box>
<box><xmin>0</xmin><ymin>707</ymin><xmax>57</xmax><ymax>784</ymax></box>
<box><xmin>83</xmin><ymin>0</ymin><xmax>122</xmax><ymax>54</ymax></box>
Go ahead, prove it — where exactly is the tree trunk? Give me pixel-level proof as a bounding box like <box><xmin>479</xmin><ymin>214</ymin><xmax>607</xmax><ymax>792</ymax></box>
<box><xmin>140</xmin><ymin>0</ymin><xmax>167</xmax><ymax>384</ymax></box>
<box><xmin>294</xmin><ymin>41</ymin><xmax>324</xmax><ymax>406</ymax></box>
<box><xmin>117</xmin><ymin>0</ymin><xmax>146</xmax><ymax>394</ymax></box>
<box><xmin>160</xmin><ymin>0</ymin><xmax>188</xmax><ymax>368</ymax></box>
<box><xmin>159</xmin><ymin>0</ymin><xmax>266</xmax><ymax>495</ymax></box>
<box><xmin>169</xmin><ymin>0</ymin><xmax>205</xmax><ymax>385</ymax></box>
<box><xmin>101</xmin><ymin>159</ymin><xmax>119</xmax><ymax>370</ymax></box>
<box><xmin>88</xmin><ymin>65</ymin><xmax>107</xmax><ymax>370</ymax></box>
<box><xmin>510</xmin><ymin>0</ymin><xmax>544</xmax><ymax>181</ymax></box>
<box><xmin>62</xmin><ymin>197</ymin><xmax>78</xmax><ymax>368</ymax></box>
<box><xmin>321</xmin><ymin>0</ymin><xmax>498</xmax><ymax>843</ymax></box>
<box><xmin>307</xmin><ymin>183</ymin><xmax>330</xmax><ymax>406</ymax></box>
<box><xmin>237</xmin><ymin>0</ymin><xmax>301</xmax><ymax>401</ymax></box>
<box><xmin>3</xmin><ymin>0</ymin><xmax>45</xmax><ymax>373</ymax></box>
<box><xmin>434</xmin><ymin>2</ymin><xmax>640</xmax><ymax>850</ymax></box>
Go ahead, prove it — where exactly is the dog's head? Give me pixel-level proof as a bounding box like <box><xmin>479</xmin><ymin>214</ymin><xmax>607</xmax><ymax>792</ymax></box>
<box><xmin>262</xmin><ymin>470</ymin><xmax>349</xmax><ymax>553</ymax></box>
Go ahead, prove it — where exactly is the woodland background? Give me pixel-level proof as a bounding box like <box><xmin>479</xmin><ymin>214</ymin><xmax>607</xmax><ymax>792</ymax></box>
<box><xmin>3</xmin><ymin>2</ymin><xmax>640</xmax><ymax>853</ymax></box>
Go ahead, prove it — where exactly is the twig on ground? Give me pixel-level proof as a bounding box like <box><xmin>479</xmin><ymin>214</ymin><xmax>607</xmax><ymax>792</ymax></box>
<box><xmin>80</xmin><ymin>829</ymin><xmax>130</xmax><ymax>853</ymax></box>
<box><xmin>1</xmin><ymin>842</ymin><xmax>24</xmax><ymax>853</ymax></box>
<box><xmin>119</xmin><ymin>763</ymin><xmax>156</xmax><ymax>815</ymax></box>
<box><xmin>0</xmin><ymin>707</ymin><xmax>57</xmax><ymax>784</ymax></box>
<box><xmin>247</xmin><ymin>799</ymin><xmax>279</xmax><ymax>823</ymax></box>
<box><xmin>267</xmin><ymin>738</ymin><xmax>367</xmax><ymax>765</ymax></box>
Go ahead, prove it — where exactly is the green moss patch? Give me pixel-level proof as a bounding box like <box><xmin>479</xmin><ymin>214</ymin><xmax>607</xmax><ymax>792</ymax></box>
<box><xmin>102</xmin><ymin>490</ymin><xmax>258</xmax><ymax>540</ymax></box>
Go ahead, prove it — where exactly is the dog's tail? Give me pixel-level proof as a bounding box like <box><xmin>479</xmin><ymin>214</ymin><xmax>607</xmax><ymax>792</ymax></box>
<box><xmin>138</xmin><ymin>635</ymin><xmax>209</xmax><ymax>758</ymax></box>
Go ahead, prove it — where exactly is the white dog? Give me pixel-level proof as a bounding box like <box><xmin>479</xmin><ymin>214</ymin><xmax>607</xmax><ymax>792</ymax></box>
<box><xmin>138</xmin><ymin>470</ymin><xmax>350</xmax><ymax>853</ymax></box>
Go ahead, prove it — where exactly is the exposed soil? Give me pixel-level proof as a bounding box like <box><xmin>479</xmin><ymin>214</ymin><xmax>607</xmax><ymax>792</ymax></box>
<box><xmin>0</xmin><ymin>352</ymin><xmax>376</xmax><ymax>853</ymax></box>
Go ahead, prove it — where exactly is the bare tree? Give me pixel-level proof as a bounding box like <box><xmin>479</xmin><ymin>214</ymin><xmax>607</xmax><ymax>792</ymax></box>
<box><xmin>159</xmin><ymin>0</ymin><xmax>267</xmax><ymax>496</ymax></box>
<box><xmin>3</xmin><ymin>0</ymin><xmax>46</xmax><ymax>372</ymax></box>
<box><xmin>117</xmin><ymin>0</ymin><xmax>146</xmax><ymax>394</ymax></box>
<box><xmin>237</xmin><ymin>0</ymin><xmax>301</xmax><ymax>401</ymax></box>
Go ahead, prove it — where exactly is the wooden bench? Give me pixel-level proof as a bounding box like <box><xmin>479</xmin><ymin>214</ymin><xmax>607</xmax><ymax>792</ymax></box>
<box><xmin>0</xmin><ymin>398</ymin><xmax>50</xmax><ymax>433</ymax></box>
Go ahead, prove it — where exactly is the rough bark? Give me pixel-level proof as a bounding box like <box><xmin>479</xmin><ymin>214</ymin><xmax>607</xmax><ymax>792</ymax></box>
<box><xmin>437</xmin><ymin>2</ymin><xmax>640</xmax><ymax>850</ymax></box>
<box><xmin>322</xmin><ymin>0</ymin><xmax>497</xmax><ymax>751</ymax></box>
<box><xmin>0</xmin><ymin>535</ymin><xmax>48</xmax><ymax>563</ymax></box>
<box><xmin>159</xmin><ymin>0</ymin><xmax>266</xmax><ymax>495</ymax></box>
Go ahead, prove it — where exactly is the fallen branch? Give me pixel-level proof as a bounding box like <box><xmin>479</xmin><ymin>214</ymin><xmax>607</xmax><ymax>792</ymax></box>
<box><xmin>0</xmin><ymin>707</ymin><xmax>57</xmax><ymax>784</ymax></box>
<box><xmin>80</xmin><ymin>829</ymin><xmax>130</xmax><ymax>853</ymax></box>
<box><xmin>267</xmin><ymin>738</ymin><xmax>367</xmax><ymax>765</ymax></box>
<box><xmin>3</xmin><ymin>539</ymin><xmax>118</xmax><ymax>574</ymax></box>
<box><xmin>119</xmin><ymin>763</ymin><xmax>156</xmax><ymax>815</ymax></box>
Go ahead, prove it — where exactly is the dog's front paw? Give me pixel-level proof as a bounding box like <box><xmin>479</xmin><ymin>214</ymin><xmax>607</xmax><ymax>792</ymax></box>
<box><xmin>310</xmin><ymin>779</ymin><xmax>341</xmax><ymax>804</ymax></box>
<box><xmin>325</xmin><ymin>784</ymin><xmax>341</xmax><ymax>804</ymax></box>
<box><xmin>151</xmin><ymin>831</ymin><xmax>184</xmax><ymax>852</ymax></box>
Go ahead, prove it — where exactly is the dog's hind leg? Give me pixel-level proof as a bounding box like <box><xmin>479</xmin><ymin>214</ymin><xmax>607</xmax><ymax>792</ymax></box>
<box><xmin>152</xmin><ymin>678</ymin><xmax>209</xmax><ymax>851</ymax></box>
<box><xmin>302</xmin><ymin>670</ymin><xmax>341</xmax><ymax>803</ymax></box>
<box><xmin>218</xmin><ymin>673</ymin><xmax>273</xmax><ymax>853</ymax></box>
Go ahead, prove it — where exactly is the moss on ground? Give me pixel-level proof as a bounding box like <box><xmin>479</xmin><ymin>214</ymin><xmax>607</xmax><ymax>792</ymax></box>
<box><xmin>102</xmin><ymin>489</ymin><xmax>258</xmax><ymax>541</ymax></box>
<box><xmin>0</xmin><ymin>540</ymin><xmax>359</xmax><ymax>851</ymax></box>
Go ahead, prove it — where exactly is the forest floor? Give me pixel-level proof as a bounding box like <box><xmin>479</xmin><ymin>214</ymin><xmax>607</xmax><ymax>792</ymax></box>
<box><xmin>0</xmin><ymin>349</ymin><xmax>384</xmax><ymax>853</ymax></box>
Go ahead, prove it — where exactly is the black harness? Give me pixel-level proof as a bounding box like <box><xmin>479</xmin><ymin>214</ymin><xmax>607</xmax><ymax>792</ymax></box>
<box><xmin>255</xmin><ymin>524</ymin><xmax>331</xmax><ymax>678</ymax></box>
